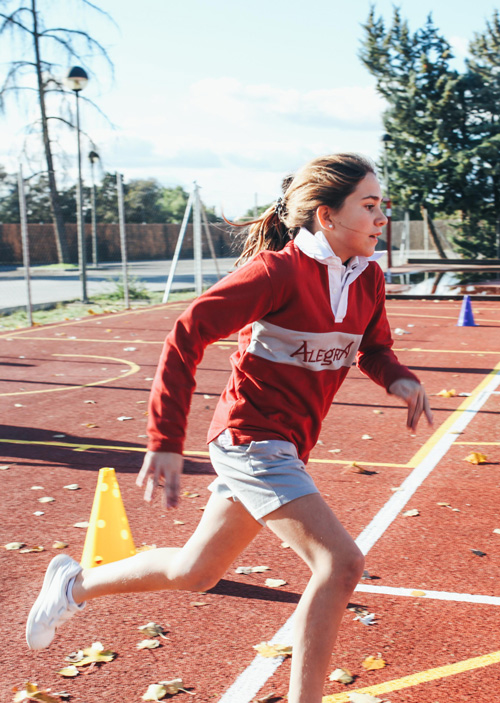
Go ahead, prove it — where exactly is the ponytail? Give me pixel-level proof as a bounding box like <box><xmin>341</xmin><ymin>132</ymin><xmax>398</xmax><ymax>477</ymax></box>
<box><xmin>231</xmin><ymin>202</ymin><xmax>292</xmax><ymax>266</ymax></box>
<box><xmin>230</xmin><ymin>153</ymin><xmax>375</xmax><ymax>266</ymax></box>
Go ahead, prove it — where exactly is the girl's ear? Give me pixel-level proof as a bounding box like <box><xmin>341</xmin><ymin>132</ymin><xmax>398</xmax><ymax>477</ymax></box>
<box><xmin>316</xmin><ymin>205</ymin><xmax>334</xmax><ymax>231</ymax></box>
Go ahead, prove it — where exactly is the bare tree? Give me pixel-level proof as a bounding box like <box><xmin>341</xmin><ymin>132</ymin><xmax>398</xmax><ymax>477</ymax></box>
<box><xmin>0</xmin><ymin>0</ymin><xmax>114</xmax><ymax>262</ymax></box>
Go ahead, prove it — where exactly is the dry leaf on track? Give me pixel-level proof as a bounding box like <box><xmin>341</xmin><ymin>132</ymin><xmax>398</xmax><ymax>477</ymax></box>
<box><xmin>253</xmin><ymin>642</ymin><xmax>292</xmax><ymax>658</ymax></box>
<box><xmin>137</xmin><ymin>639</ymin><xmax>161</xmax><ymax>649</ymax></box>
<box><xmin>5</xmin><ymin>542</ymin><xmax>25</xmax><ymax>550</ymax></box>
<box><xmin>402</xmin><ymin>509</ymin><xmax>419</xmax><ymax>517</ymax></box>
<box><xmin>329</xmin><ymin>667</ymin><xmax>354</xmax><ymax>683</ymax></box>
<box><xmin>138</xmin><ymin>622</ymin><xmax>169</xmax><ymax>639</ymax></box>
<box><xmin>436</xmin><ymin>388</ymin><xmax>456</xmax><ymax>397</ymax></box>
<box><xmin>362</xmin><ymin>655</ymin><xmax>386</xmax><ymax>670</ymax></box>
<box><xmin>465</xmin><ymin>452</ymin><xmax>487</xmax><ymax>465</ymax></box>
<box><xmin>13</xmin><ymin>681</ymin><xmax>61</xmax><ymax>702</ymax></box>
<box><xmin>265</xmin><ymin>578</ymin><xmax>287</xmax><ymax>588</ymax></box>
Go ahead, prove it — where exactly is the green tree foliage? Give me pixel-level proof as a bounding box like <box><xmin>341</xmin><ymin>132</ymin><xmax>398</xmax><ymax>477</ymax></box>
<box><xmin>360</xmin><ymin>6</ymin><xmax>500</xmax><ymax>258</ymax></box>
<box><xmin>0</xmin><ymin>168</ymin><xmax>219</xmax><ymax>225</ymax></box>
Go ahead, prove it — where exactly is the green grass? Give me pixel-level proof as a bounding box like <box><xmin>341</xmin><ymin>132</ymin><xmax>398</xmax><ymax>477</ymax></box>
<box><xmin>0</xmin><ymin>289</ymin><xmax>197</xmax><ymax>331</ymax></box>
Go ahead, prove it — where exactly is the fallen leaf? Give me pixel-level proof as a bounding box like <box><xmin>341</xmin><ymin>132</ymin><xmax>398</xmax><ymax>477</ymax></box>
<box><xmin>71</xmin><ymin>642</ymin><xmax>115</xmax><ymax>667</ymax></box>
<box><xmin>64</xmin><ymin>484</ymin><xmax>80</xmax><ymax>491</ymax></box>
<box><xmin>73</xmin><ymin>522</ymin><xmax>89</xmax><ymax>529</ymax></box>
<box><xmin>265</xmin><ymin>578</ymin><xmax>287</xmax><ymax>588</ymax></box>
<box><xmin>58</xmin><ymin>665</ymin><xmax>80</xmax><ymax>677</ymax></box>
<box><xmin>142</xmin><ymin>684</ymin><xmax>168</xmax><ymax>701</ymax></box>
<box><xmin>5</xmin><ymin>542</ymin><xmax>25</xmax><ymax>550</ymax></box>
<box><xmin>52</xmin><ymin>541</ymin><xmax>68</xmax><ymax>549</ymax></box>
<box><xmin>493</xmin><ymin>529</ymin><xmax>500</xmax><ymax>535</ymax></box>
<box><xmin>191</xmin><ymin>601</ymin><xmax>209</xmax><ymax>607</ymax></box>
<box><xmin>33</xmin><ymin>511</ymin><xmax>44</xmax><ymax>516</ymax></box>
<box><xmin>13</xmin><ymin>682</ymin><xmax>61</xmax><ymax>702</ymax></box>
<box><xmin>19</xmin><ymin>546</ymin><xmax>45</xmax><ymax>553</ymax></box>
<box><xmin>328</xmin><ymin>448</ymin><xmax>342</xmax><ymax>453</ymax></box>
<box><xmin>329</xmin><ymin>667</ymin><xmax>354</xmax><ymax>683</ymax></box>
<box><xmin>373</xmin><ymin>410</ymin><xmax>384</xmax><ymax>414</ymax></box>
<box><xmin>362</xmin><ymin>655</ymin><xmax>386</xmax><ymax>670</ymax></box>
<box><xmin>253</xmin><ymin>642</ymin><xmax>292</xmax><ymax>658</ymax></box>
<box><xmin>465</xmin><ymin>452</ymin><xmax>487</xmax><ymax>465</ymax></box>
<box><xmin>30</xmin><ymin>486</ymin><xmax>44</xmax><ymax>490</ymax></box>
<box><xmin>354</xmin><ymin>612</ymin><xmax>377</xmax><ymax>625</ymax></box>
<box><xmin>0</xmin><ymin>464</ymin><xmax>11</xmax><ymax>470</ymax></box>
<box><xmin>394</xmin><ymin>327</ymin><xmax>410</xmax><ymax>335</ymax></box>
<box><xmin>158</xmin><ymin>679</ymin><xmax>194</xmax><ymax>696</ymax></box>
<box><xmin>138</xmin><ymin>622</ymin><xmax>168</xmax><ymax>639</ymax></box>
<box><xmin>411</xmin><ymin>590</ymin><xmax>426</xmax><ymax>597</ymax></box>
<box><xmin>182</xmin><ymin>491</ymin><xmax>200</xmax><ymax>498</ymax></box>
<box><xmin>254</xmin><ymin>693</ymin><xmax>284</xmax><ymax>703</ymax></box>
<box><xmin>82</xmin><ymin>423</ymin><xmax>98</xmax><ymax>429</ymax></box>
<box><xmin>117</xmin><ymin>416</ymin><xmax>133</xmax><ymax>421</ymax></box>
<box><xmin>236</xmin><ymin>565</ymin><xmax>271</xmax><ymax>574</ymax></box>
<box><xmin>123</xmin><ymin>347</ymin><xmax>137</xmax><ymax>351</ymax></box>
<box><xmin>436</xmin><ymin>388</ymin><xmax>456</xmax><ymax>397</ymax></box>
<box><xmin>281</xmin><ymin>542</ymin><xmax>290</xmax><ymax>549</ymax></box>
<box><xmin>137</xmin><ymin>639</ymin><xmax>161</xmax><ymax>650</ymax></box>
<box><xmin>348</xmin><ymin>693</ymin><xmax>385</xmax><ymax>703</ymax></box>
<box><xmin>471</xmin><ymin>549</ymin><xmax>487</xmax><ymax>557</ymax></box>
<box><xmin>403</xmin><ymin>509</ymin><xmax>419</xmax><ymax>517</ymax></box>
<box><xmin>38</xmin><ymin>497</ymin><xmax>55</xmax><ymax>503</ymax></box>
<box><xmin>84</xmin><ymin>400</ymin><xmax>96</xmax><ymax>404</ymax></box>
<box><xmin>361</xmin><ymin>434</ymin><xmax>373</xmax><ymax>440</ymax></box>
<box><xmin>342</xmin><ymin>462</ymin><xmax>374</xmax><ymax>475</ymax></box>
<box><xmin>173</xmin><ymin>520</ymin><xmax>185</xmax><ymax>525</ymax></box>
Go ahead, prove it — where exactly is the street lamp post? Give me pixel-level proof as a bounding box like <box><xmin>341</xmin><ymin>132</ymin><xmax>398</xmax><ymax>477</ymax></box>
<box><xmin>88</xmin><ymin>150</ymin><xmax>99</xmax><ymax>267</ymax></box>
<box><xmin>381</xmin><ymin>133</ymin><xmax>393</xmax><ymax>270</ymax></box>
<box><xmin>66</xmin><ymin>66</ymin><xmax>89</xmax><ymax>302</ymax></box>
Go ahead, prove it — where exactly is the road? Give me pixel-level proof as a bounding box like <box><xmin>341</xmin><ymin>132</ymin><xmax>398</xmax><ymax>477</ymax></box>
<box><xmin>0</xmin><ymin>258</ymin><xmax>238</xmax><ymax>314</ymax></box>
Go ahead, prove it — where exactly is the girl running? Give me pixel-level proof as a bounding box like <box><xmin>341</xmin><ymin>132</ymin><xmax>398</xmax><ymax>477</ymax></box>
<box><xmin>26</xmin><ymin>153</ymin><xmax>432</xmax><ymax>703</ymax></box>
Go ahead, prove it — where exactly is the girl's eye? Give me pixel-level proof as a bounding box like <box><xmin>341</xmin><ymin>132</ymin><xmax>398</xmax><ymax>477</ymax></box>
<box><xmin>366</xmin><ymin>204</ymin><xmax>375</xmax><ymax>210</ymax></box>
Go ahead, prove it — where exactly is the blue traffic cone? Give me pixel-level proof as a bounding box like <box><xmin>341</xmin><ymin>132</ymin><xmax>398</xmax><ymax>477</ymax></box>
<box><xmin>457</xmin><ymin>295</ymin><xmax>476</xmax><ymax>327</ymax></box>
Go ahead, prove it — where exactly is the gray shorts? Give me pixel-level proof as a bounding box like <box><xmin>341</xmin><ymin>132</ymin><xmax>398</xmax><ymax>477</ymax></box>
<box><xmin>208</xmin><ymin>429</ymin><xmax>319</xmax><ymax>524</ymax></box>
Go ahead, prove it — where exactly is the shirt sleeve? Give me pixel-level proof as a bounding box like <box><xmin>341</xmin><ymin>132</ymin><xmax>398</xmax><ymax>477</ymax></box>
<box><xmin>147</xmin><ymin>255</ymin><xmax>276</xmax><ymax>453</ymax></box>
<box><xmin>356</xmin><ymin>266</ymin><xmax>420</xmax><ymax>390</ymax></box>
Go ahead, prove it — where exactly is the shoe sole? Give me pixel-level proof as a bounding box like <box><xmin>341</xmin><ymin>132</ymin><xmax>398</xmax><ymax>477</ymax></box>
<box><xmin>26</xmin><ymin>553</ymin><xmax>74</xmax><ymax>650</ymax></box>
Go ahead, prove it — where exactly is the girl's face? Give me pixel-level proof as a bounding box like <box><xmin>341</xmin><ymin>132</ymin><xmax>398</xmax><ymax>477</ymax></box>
<box><xmin>320</xmin><ymin>172</ymin><xmax>388</xmax><ymax>263</ymax></box>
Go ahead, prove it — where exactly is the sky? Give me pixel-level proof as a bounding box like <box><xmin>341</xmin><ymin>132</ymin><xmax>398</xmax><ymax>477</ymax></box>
<box><xmin>0</xmin><ymin>0</ymin><xmax>499</xmax><ymax>217</ymax></box>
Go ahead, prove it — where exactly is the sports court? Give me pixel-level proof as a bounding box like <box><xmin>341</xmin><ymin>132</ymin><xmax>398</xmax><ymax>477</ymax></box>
<box><xmin>1</xmin><ymin>297</ymin><xmax>499</xmax><ymax>702</ymax></box>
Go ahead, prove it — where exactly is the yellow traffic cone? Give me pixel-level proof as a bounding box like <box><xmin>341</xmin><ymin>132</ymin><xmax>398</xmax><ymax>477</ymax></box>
<box><xmin>80</xmin><ymin>467</ymin><xmax>136</xmax><ymax>568</ymax></box>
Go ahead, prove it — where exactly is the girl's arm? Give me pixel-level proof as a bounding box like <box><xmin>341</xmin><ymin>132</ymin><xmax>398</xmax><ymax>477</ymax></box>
<box><xmin>357</xmin><ymin>266</ymin><xmax>432</xmax><ymax>430</ymax></box>
<box><xmin>138</xmin><ymin>255</ymin><xmax>277</xmax><ymax>505</ymax></box>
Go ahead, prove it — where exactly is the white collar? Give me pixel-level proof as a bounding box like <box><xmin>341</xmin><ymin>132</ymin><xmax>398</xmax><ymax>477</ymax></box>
<box><xmin>294</xmin><ymin>227</ymin><xmax>384</xmax><ymax>268</ymax></box>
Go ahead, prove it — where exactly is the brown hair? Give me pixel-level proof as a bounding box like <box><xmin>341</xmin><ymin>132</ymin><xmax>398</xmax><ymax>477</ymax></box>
<box><xmin>233</xmin><ymin>153</ymin><xmax>376</xmax><ymax>265</ymax></box>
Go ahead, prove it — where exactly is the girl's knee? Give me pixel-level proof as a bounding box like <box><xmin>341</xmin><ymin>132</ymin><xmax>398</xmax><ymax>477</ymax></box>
<box><xmin>314</xmin><ymin>545</ymin><xmax>365</xmax><ymax>591</ymax></box>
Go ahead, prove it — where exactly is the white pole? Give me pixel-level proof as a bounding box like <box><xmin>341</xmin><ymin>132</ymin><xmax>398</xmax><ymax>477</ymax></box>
<box><xmin>162</xmin><ymin>191</ymin><xmax>194</xmax><ymax>303</ymax></box>
<box><xmin>201</xmin><ymin>203</ymin><xmax>222</xmax><ymax>279</ymax></box>
<box><xmin>18</xmin><ymin>165</ymin><xmax>33</xmax><ymax>326</ymax></box>
<box><xmin>116</xmin><ymin>173</ymin><xmax>130</xmax><ymax>309</ymax></box>
<box><xmin>193</xmin><ymin>182</ymin><xmax>203</xmax><ymax>296</ymax></box>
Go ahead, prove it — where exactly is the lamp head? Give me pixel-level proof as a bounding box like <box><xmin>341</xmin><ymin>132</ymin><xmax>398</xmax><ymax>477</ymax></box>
<box><xmin>66</xmin><ymin>66</ymin><xmax>88</xmax><ymax>92</ymax></box>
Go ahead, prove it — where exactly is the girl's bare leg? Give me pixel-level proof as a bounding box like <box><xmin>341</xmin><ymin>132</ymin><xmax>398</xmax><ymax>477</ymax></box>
<box><xmin>72</xmin><ymin>493</ymin><xmax>262</xmax><ymax>603</ymax></box>
<box><xmin>264</xmin><ymin>494</ymin><xmax>365</xmax><ymax>703</ymax></box>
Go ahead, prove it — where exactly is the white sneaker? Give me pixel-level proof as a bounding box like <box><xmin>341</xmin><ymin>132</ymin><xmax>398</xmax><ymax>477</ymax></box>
<box><xmin>26</xmin><ymin>554</ymin><xmax>86</xmax><ymax>650</ymax></box>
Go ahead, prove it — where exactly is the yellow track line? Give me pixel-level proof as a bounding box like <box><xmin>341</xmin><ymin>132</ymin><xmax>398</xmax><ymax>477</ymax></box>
<box><xmin>407</xmin><ymin>360</ymin><xmax>500</xmax><ymax>468</ymax></box>
<box><xmin>454</xmin><ymin>441</ymin><xmax>500</xmax><ymax>445</ymax></box>
<box><xmin>322</xmin><ymin>650</ymin><xmax>500</xmax><ymax>702</ymax></box>
<box><xmin>0</xmin><ymin>354</ymin><xmax>140</xmax><ymax>397</ymax></box>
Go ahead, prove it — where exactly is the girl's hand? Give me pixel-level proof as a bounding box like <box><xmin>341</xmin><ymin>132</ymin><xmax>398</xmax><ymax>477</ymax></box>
<box><xmin>136</xmin><ymin>451</ymin><xmax>184</xmax><ymax>508</ymax></box>
<box><xmin>388</xmin><ymin>378</ymin><xmax>433</xmax><ymax>431</ymax></box>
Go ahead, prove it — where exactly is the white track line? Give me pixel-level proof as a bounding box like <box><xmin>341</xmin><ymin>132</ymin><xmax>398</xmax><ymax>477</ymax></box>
<box><xmin>355</xmin><ymin>584</ymin><xmax>500</xmax><ymax>606</ymax></box>
<box><xmin>218</xmin><ymin>367</ymin><xmax>500</xmax><ymax>703</ymax></box>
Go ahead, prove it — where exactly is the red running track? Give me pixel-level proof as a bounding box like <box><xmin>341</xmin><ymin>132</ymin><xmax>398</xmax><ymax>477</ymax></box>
<box><xmin>0</xmin><ymin>298</ymin><xmax>499</xmax><ymax>703</ymax></box>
